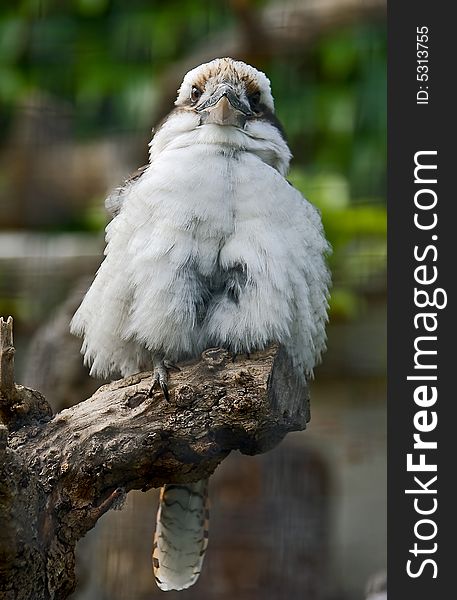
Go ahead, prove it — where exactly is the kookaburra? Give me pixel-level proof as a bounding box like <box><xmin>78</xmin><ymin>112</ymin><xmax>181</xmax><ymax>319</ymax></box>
<box><xmin>71</xmin><ymin>57</ymin><xmax>330</xmax><ymax>591</ymax></box>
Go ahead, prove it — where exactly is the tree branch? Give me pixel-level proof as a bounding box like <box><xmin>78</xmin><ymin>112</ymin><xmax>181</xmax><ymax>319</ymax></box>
<box><xmin>1</xmin><ymin>324</ymin><xmax>309</xmax><ymax>599</ymax></box>
<box><xmin>0</xmin><ymin>316</ymin><xmax>15</xmax><ymax>402</ymax></box>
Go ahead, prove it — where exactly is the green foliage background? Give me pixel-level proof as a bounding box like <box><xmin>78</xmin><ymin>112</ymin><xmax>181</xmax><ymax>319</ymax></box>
<box><xmin>0</xmin><ymin>0</ymin><xmax>386</xmax><ymax>320</ymax></box>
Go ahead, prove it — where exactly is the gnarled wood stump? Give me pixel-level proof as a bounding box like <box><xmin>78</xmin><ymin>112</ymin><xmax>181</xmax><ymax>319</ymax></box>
<box><xmin>0</xmin><ymin>317</ymin><xmax>309</xmax><ymax>600</ymax></box>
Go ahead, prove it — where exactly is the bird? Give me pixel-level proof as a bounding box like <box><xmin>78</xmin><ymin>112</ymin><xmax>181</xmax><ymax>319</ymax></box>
<box><xmin>71</xmin><ymin>57</ymin><xmax>331</xmax><ymax>592</ymax></box>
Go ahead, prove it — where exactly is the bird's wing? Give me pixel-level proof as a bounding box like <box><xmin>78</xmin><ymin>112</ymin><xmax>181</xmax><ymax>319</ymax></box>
<box><xmin>71</xmin><ymin>154</ymin><xmax>206</xmax><ymax>375</ymax></box>
<box><xmin>105</xmin><ymin>164</ymin><xmax>149</xmax><ymax>217</ymax></box>
<box><xmin>201</xmin><ymin>164</ymin><xmax>331</xmax><ymax>377</ymax></box>
<box><xmin>284</xmin><ymin>186</ymin><xmax>331</xmax><ymax>376</ymax></box>
<box><xmin>70</xmin><ymin>169</ymin><xmax>154</xmax><ymax>378</ymax></box>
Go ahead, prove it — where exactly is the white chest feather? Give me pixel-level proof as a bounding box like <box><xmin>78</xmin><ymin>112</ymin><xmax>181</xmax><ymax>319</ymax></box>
<box><xmin>71</xmin><ymin>127</ymin><xmax>330</xmax><ymax>379</ymax></box>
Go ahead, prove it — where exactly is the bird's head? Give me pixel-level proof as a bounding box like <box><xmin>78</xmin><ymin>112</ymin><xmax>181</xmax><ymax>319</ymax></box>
<box><xmin>150</xmin><ymin>58</ymin><xmax>291</xmax><ymax>175</ymax></box>
<box><xmin>175</xmin><ymin>57</ymin><xmax>276</xmax><ymax>129</ymax></box>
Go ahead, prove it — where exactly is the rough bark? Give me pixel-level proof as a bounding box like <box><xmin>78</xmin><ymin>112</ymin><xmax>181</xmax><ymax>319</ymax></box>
<box><xmin>0</xmin><ymin>318</ymin><xmax>309</xmax><ymax>600</ymax></box>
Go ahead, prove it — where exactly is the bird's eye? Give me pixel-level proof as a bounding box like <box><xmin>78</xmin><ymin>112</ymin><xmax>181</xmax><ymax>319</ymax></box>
<box><xmin>190</xmin><ymin>86</ymin><xmax>202</xmax><ymax>103</ymax></box>
<box><xmin>249</xmin><ymin>91</ymin><xmax>261</xmax><ymax>111</ymax></box>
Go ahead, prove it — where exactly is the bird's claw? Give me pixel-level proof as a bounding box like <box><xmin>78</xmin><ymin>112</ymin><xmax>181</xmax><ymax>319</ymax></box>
<box><xmin>148</xmin><ymin>376</ymin><xmax>169</xmax><ymax>401</ymax></box>
<box><xmin>148</xmin><ymin>360</ymin><xmax>171</xmax><ymax>401</ymax></box>
<box><xmin>160</xmin><ymin>379</ymin><xmax>170</xmax><ymax>402</ymax></box>
<box><xmin>164</xmin><ymin>361</ymin><xmax>181</xmax><ymax>373</ymax></box>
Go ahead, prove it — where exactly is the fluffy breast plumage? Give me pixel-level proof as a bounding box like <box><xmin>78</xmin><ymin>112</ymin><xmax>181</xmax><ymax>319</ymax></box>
<box><xmin>71</xmin><ymin>140</ymin><xmax>329</xmax><ymax>379</ymax></box>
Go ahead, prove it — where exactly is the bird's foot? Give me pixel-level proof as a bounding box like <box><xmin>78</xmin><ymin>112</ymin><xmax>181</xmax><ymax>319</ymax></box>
<box><xmin>148</xmin><ymin>359</ymin><xmax>181</xmax><ymax>401</ymax></box>
<box><xmin>164</xmin><ymin>361</ymin><xmax>181</xmax><ymax>373</ymax></box>
<box><xmin>149</xmin><ymin>364</ymin><xmax>169</xmax><ymax>401</ymax></box>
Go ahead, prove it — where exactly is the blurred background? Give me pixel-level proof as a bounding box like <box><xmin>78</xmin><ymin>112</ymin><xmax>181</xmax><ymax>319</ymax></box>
<box><xmin>0</xmin><ymin>1</ymin><xmax>386</xmax><ymax>599</ymax></box>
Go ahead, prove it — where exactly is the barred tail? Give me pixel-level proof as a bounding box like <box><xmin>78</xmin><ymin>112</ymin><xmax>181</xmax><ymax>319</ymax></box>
<box><xmin>152</xmin><ymin>479</ymin><xmax>209</xmax><ymax>591</ymax></box>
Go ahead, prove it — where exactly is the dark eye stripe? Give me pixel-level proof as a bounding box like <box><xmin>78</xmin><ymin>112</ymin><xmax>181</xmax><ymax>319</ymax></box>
<box><xmin>249</xmin><ymin>91</ymin><xmax>261</xmax><ymax>110</ymax></box>
<box><xmin>259</xmin><ymin>108</ymin><xmax>287</xmax><ymax>141</ymax></box>
<box><xmin>191</xmin><ymin>86</ymin><xmax>202</xmax><ymax>103</ymax></box>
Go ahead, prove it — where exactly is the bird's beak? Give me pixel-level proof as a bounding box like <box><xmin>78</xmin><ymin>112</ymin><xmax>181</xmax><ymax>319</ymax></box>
<box><xmin>198</xmin><ymin>84</ymin><xmax>252</xmax><ymax>127</ymax></box>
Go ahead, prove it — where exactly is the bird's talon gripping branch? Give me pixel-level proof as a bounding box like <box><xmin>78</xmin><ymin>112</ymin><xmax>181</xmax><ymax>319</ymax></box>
<box><xmin>149</xmin><ymin>359</ymin><xmax>170</xmax><ymax>401</ymax></box>
<box><xmin>160</xmin><ymin>380</ymin><xmax>170</xmax><ymax>402</ymax></box>
<box><xmin>163</xmin><ymin>361</ymin><xmax>181</xmax><ymax>373</ymax></box>
<box><xmin>148</xmin><ymin>378</ymin><xmax>169</xmax><ymax>401</ymax></box>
